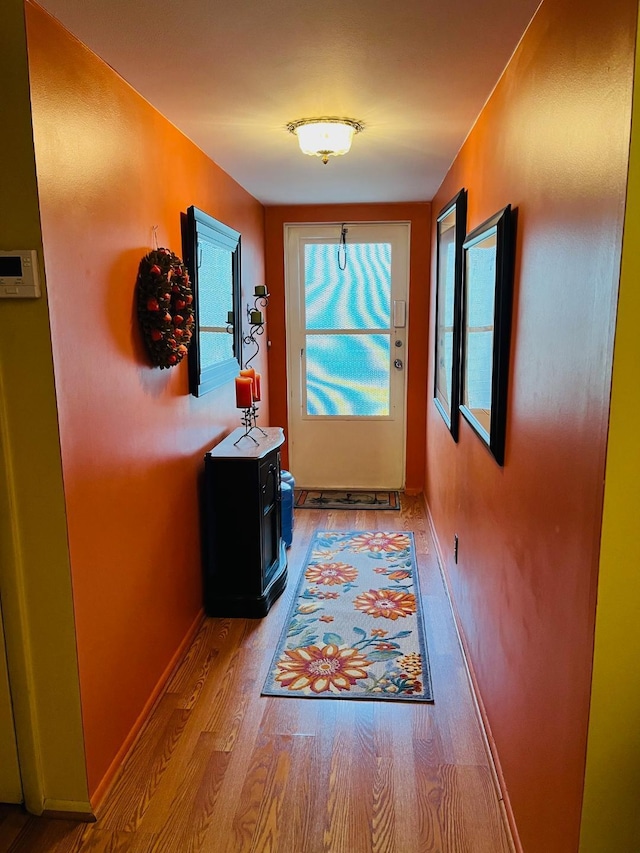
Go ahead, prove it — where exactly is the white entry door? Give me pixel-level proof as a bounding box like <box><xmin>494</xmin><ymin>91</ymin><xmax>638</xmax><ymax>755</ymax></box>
<box><xmin>285</xmin><ymin>223</ymin><xmax>410</xmax><ymax>489</ymax></box>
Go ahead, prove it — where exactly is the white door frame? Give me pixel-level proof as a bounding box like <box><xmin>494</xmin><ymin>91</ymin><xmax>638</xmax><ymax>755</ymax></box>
<box><xmin>0</xmin><ymin>601</ymin><xmax>21</xmax><ymax>803</ymax></box>
<box><xmin>284</xmin><ymin>221</ymin><xmax>410</xmax><ymax>489</ymax></box>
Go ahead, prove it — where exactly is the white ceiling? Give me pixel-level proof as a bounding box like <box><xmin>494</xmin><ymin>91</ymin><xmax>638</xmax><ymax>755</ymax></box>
<box><xmin>37</xmin><ymin>0</ymin><xmax>541</xmax><ymax>206</ymax></box>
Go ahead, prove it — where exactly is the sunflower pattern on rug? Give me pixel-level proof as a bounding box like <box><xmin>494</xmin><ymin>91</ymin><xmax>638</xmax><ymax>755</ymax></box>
<box><xmin>262</xmin><ymin>531</ymin><xmax>433</xmax><ymax>702</ymax></box>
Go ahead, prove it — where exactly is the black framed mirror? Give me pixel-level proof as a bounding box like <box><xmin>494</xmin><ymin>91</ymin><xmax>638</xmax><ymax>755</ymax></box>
<box><xmin>433</xmin><ymin>189</ymin><xmax>467</xmax><ymax>440</ymax></box>
<box><xmin>182</xmin><ymin>206</ymin><xmax>241</xmax><ymax>397</ymax></box>
<box><xmin>460</xmin><ymin>205</ymin><xmax>514</xmax><ymax>465</ymax></box>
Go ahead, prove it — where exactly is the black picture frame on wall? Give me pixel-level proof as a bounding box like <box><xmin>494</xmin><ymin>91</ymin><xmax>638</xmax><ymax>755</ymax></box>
<box><xmin>460</xmin><ymin>205</ymin><xmax>514</xmax><ymax>465</ymax></box>
<box><xmin>433</xmin><ymin>189</ymin><xmax>467</xmax><ymax>440</ymax></box>
<box><xmin>182</xmin><ymin>206</ymin><xmax>242</xmax><ymax>397</ymax></box>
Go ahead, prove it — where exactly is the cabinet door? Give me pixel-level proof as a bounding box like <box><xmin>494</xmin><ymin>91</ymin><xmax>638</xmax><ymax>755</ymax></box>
<box><xmin>205</xmin><ymin>457</ymin><xmax>262</xmax><ymax>598</ymax></box>
<box><xmin>260</xmin><ymin>452</ymin><xmax>281</xmax><ymax>585</ymax></box>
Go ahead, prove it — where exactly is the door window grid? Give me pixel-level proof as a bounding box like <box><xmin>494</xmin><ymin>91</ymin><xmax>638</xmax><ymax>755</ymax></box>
<box><xmin>303</xmin><ymin>242</ymin><xmax>392</xmax><ymax>417</ymax></box>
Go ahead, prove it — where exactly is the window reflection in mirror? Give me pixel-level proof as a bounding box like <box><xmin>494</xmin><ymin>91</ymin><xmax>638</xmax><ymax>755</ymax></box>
<box><xmin>182</xmin><ymin>206</ymin><xmax>241</xmax><ymax>396</ymax></box>
<box><xmin>435</xmin><ymin>211</ymin><xmax>457</xmax><ymax>407</ymax></box>
<box><xmin>433</xmin><ymin>189</ymin><xmax>466</xmax><ymax>441</ymax></box>
<box><xmin>463</xmin><ymin>231</ymin><xmax>496</xmax><ymax>435</ymax></box>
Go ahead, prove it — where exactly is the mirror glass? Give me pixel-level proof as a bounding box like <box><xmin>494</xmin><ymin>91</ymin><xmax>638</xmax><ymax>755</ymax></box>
<box><xmin>433</xmin><ymin>189</ymin><xmax>466</xmax><ymax>440</ymax></box>
<box><xmin>183</xmin><ymin>206</ymin><xmax>241</xmax><ymax>396</ymax></box>
<box><xmin>459</xmin><ymin>205</ymin><xmax>514</xmax><ymax>465</ymax></box>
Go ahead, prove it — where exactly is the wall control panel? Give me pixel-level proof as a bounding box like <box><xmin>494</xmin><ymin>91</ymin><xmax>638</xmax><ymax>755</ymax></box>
<box><xmin>0</xmin><ymin>250</ymin><xmax>41</xmax><ymax>298</ymax></box>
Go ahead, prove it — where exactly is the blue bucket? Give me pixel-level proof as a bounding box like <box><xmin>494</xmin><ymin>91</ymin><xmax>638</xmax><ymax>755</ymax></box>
<box><xmin>281</xmin><ymin>480</ymin><xmax>293</xmax><ymax>548</ymax></box>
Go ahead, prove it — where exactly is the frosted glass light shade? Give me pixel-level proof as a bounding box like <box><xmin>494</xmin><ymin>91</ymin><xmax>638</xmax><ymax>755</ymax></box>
<box><xmin>287</xmin><ymin>118</ymin><xmax>363</xmax><ymax>164</ymax></box>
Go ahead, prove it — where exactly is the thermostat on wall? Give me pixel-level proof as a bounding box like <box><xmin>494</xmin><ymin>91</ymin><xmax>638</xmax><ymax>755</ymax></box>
<box><xmin>0</xmin><ymin>250</ymin><xmax>41</xmax><ymax>298</ymax></box>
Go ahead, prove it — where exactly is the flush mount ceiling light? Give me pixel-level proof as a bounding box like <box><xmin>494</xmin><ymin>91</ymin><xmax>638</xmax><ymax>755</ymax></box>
<box><xmin>286</xmin><ymin>117</ymin><xmax>364</xmax><ymax>164</ymax></box>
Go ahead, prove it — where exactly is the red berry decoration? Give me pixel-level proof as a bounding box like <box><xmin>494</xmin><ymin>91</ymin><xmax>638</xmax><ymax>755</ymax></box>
<box><xmin>136</xmin><ymin>248</ymin><xmax>195</xmax><ymax>369</ymax></box>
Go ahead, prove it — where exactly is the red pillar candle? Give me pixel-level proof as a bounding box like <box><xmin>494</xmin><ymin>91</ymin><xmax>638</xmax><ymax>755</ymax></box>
<box><xmin>240</xmin><ymin>367</ymin><xmax>255</xmax><ymax>381</ymax></box>
<box><xmin>235</xmin><ymin>376</ymin><xmax>253</xmax><ymax>408</ymax></box>
<box><xmin>253</xmin><ymin>373</ymin><xmax>261</xmax><ymax>402</ymax></box>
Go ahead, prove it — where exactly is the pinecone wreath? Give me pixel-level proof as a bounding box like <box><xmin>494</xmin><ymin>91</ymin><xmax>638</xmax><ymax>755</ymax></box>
<box><xmin>136</xmin><ymin>248</ymin><xmax>195</xmax><ymax>368</ymax></box>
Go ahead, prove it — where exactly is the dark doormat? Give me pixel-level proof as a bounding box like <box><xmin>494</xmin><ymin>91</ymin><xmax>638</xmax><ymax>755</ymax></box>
<box><xmin>294</xmin><ymin>490</ymin><xmax>401</xmax><ymax>510</ymax></box>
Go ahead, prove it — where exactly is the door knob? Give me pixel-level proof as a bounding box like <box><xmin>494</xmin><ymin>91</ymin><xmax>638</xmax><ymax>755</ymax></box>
<box><xmin>394</xmin><ymin>358</ymin><xmax>403</xmax><ymax>369</ymax></box>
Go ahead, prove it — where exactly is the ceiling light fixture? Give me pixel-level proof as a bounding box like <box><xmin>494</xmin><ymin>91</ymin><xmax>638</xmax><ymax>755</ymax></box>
<box><xmin>286</xmin><ymin>117</ymin><xmax>364</xmax><ymax>165</ymax></box>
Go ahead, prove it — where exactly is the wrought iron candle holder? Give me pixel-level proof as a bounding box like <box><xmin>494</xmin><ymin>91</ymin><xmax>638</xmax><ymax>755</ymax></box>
<box><xmin>242</xmin><ymin>288</ymin><xmax>269</xmax><ymax>368</ymax></box>
<box><xmin>225</xmin><ymin>287</ymin><xmax>269</xmax><ymax>368</ymax></box>
<box><xmin>234</xmin><ymin>403</ymin><xmax>267</xmax><ymax>446</ymax></box>
<box><xmin>230</xmin><ymin>285</ymin><xmax>270</xmax><ymax>444</ymax></box>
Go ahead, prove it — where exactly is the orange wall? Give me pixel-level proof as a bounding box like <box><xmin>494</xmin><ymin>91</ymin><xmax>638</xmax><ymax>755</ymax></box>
<box><xmin>425</xmin><ymin>0</ymin><xmax>637</xmax><ymax>850</ymax></box>
<box><xmin>265</xmin><ymin>203</ymin><xmax>430</xmax><ymax>493</ymax></box>
<box><xmin>25</xmin><ymin>2</ymin><xmax>267</xmax><ymax>798</ymax></box>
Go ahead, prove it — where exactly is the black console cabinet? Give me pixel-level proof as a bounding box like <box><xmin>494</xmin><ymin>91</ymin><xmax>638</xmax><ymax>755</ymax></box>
<box><xmin>202</xmin><ymin>427</ymin><xmax>287</xmax><ymax>617</ymax></box>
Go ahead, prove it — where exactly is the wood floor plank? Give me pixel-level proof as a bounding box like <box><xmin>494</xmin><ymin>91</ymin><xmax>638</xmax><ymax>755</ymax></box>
<box><xmin>454</xmin><ymin>764</ymin><xmax>512</xmax><ymax>853</ymax></box>
<box><xmin>279</xmin><ymin>734</ymin><xmax>315</xmax><ymax>850</ymax></box>
<box><xmin>194</xmin><ymin>685</ymin><xmax>268</xmax><ymax>850</ymax></box>
<box><xmin>142</xmin><ymin>734</ymin><xmax>231</xmax><ymax>849</ymax></box>
<box><xmin>201</xmin><ymin>649</ymin><xmax>258</xmax><ymax>736</ymax></box>
<box><xmin>164</xmin><ymin>618</ymin><xmax>221</xmax><ymax>701</ymax></box>
<box><xmin>3</xmin><ymin>816</ymin><xmax>84</xmax><ymax>852</ymax></box>
<box><xmin>322</xmin><ymin>718</ymin><xmax>358</xmax><ymax>852</ymax></box>
<box><xmin>72</xmin><ymin>828</ymin><xmax>153</xmax><ymax>852</ymax></box>
<box><xmin>371</xmin><ymin>757</ymin><xmax>397</xmax><ymax>853</ymax></box>
<box><xmin>98</xmin><ymin>696</ymin><xmax>190</xmax><ymax>831</ymax></box>
<box><xmin>258</xmin><ymin>694</ymin><xmax>323</xmax><ymax>737</ymax></box>
<box><xmin>229</xmin><ymin>733</ymin><xmax>292</xmax><ymax>853</ymax></box>
<box><xmin>179</xmin><ymin>749</ymin><xmax>232</xmax><ymax>853</ymax></box>
<box><xmin>322</xmin><ymin>702</ymin><xmax>379</xmax><ymax>853</ymax></box>
<box><xmin>0</xmin><ymin>495</ymin><xmax>513</xmax><ymax>853</ymax></box>
<box><xmin>0</xmin><ymin>805</ymin><xmax>30</xmax><ymax>850</ymax></box>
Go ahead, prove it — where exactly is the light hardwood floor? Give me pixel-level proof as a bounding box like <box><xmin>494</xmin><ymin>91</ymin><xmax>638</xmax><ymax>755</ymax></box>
<box><xmin>0</xmin><ymin>495</ymin><xmax>513</xmax><ymax>852</ymax></box>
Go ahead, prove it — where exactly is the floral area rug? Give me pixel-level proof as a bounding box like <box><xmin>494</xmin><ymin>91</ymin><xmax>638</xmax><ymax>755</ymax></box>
<box><xmin>262</xmin><ymin>531</ymin><xmax>433</xmax><ymax>701</ymax></box>
<box><xmin>294</xmin><ymin>490</ymin><xmax>400</xmax><ymax>510</ymax></box>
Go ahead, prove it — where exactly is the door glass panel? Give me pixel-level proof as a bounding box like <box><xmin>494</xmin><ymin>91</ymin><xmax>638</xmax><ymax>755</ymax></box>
<box><xmin>304</xmin><ymin>243</ymin><xmax>391</xmax><ymax>330</ymax></box>
<box><xmin>306</xmin><ymin>334</ymin><xmax>390</xmax><ymax>416</ymax></box>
